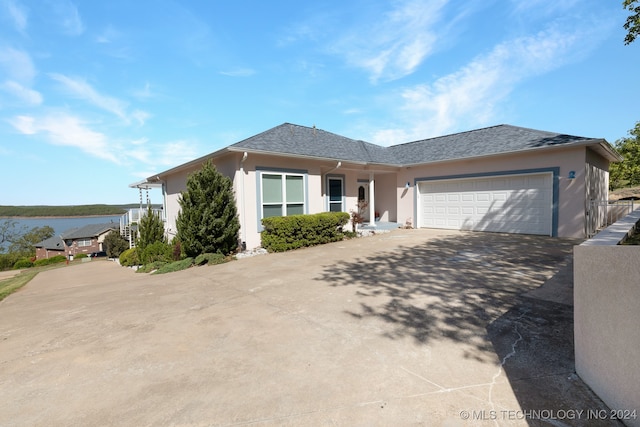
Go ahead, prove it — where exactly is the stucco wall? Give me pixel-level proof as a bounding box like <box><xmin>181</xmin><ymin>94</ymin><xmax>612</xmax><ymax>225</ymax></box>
<box><xmin>162</xmin><ymin>151</ymin><xmax>401</xmax><ymax>250</ymax></box>
<box><xmin>396</xmin><ymin>146</ymin><xmax>591</xmax><ymax>238</ymax></box>
<box><xmin>574</xmin><ymin>209</ymin><xmax>640</xmax><ymax>427</ymax></box>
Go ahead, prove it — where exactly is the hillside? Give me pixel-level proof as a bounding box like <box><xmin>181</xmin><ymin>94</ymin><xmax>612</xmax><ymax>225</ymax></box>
<box><xmin>0</xmin><ymin>204</ymin><xmax>157</xmax><ymax>217</ymax></box>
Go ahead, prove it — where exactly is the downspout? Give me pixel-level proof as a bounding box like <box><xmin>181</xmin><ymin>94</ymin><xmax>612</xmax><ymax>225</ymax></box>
<box><xmin>324</xmin><ymin>161</ymin><xmax>342</xmax><ymax>176</ymax></box>
<box><xmin>240</xmin><ymin>152</ymin><xmax>248</xmax><ymax>251</ymax></box>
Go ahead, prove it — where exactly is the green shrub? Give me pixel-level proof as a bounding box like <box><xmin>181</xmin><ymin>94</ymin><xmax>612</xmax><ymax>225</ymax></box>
<box><xmin>13</xmin><ymin>258</ymin><xmax>33</xmax><ymax>269</ymax></box>
<box><xmin>75</xmin><ymin>253</ymin><xmax>88</xmax><ymax>259</ymax></box>
<box><xmin>261</xmin><ymin>212</ymin><xmax>350</xmax><ymax>252</ymax></box>
<box><xmin>136</xmin><ymin>261</ymin><xmax>167</xmax><ymax>273</ymax></box>
<box><xmin>194</xmin><ymin>252</ymin><xmax>227</xmax><ymax>266</ymax></box>
<box><xmin>153</xmin><ymin>257</ymin><xmax>194</xmax><ymax>274</ymax></box>
<box><xmin>141</xmin><ymin>241</ymin><xmax>173</xmax><ymax>265</ymax></box>
<box><xmin>33</xmin><ymin>255</ymin><xmax>67</xmax><ymax>267</ymax></box>
<box><xmin>119</xmin><ymin>247</ymin><xmax>141</xmax><ymax>267</ymax></box>
<box><xmin>176</xmin><ymin>160</ymin><xmax>240</xmax><ymax>257</ymax></box>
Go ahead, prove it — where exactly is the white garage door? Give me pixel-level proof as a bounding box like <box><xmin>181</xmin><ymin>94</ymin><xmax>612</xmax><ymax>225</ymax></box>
<box><xmin>417</xmin><ymin>173</ymin><xmax>553</xmax><ymax>235</ymax></box>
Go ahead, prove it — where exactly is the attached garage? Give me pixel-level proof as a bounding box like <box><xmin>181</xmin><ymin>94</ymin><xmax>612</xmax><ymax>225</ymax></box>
<box><xmin>417</xmin><ymin>171</ymin><xmax>556</xmax><ymax>236</ymax></box>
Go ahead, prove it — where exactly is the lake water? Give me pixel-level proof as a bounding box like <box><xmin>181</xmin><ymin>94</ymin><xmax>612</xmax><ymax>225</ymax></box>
<box><xmin>1</xmin><ymin>215</ymin><xmax>122</xmax><ymax>236</ymax></box>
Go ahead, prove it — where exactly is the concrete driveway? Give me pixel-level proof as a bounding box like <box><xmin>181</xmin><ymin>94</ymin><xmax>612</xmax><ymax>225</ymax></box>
<box><xmin>0</xmin><ymin>229</ymin><xmax>619</xmax><ymax>426</ymax></box>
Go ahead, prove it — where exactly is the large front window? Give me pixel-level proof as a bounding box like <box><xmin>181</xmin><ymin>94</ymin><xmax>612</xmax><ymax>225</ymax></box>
<box><xmin>261</xmin><ymin>173</ymin><xmax>305</xmax><ymax>218</ymax></box>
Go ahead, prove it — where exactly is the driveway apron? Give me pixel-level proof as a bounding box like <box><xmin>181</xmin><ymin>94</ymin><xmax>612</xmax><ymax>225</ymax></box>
<box><xmin>0</xmin><ymin>229</ymin><xmax>620</xmax><ymax>426</ymax></box>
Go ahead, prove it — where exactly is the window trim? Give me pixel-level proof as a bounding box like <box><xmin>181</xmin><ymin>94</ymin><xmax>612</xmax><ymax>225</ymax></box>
<box><xmin>326</xmin><ymin>175</ymin><xmax>345</xmax><ymax>213</ymax></box>
<box><xmin>77</xmin><ymin>238</ymin><xmax>92</xmax><ymax>247</ymax></box>
<box><xmin>256</xmin><ymin>167</ymin><xmax>308</xmax><ymax>229</ymax></box>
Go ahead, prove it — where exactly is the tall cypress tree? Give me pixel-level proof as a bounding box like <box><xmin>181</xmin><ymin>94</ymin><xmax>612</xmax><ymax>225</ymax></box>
<box><xmin>176</xmin><ymin>160</ymin><xmax>240</xmax><ymax>256</ymax></box>
<box><xmin>136</xmin><ymin>205</ymin><xmax>165</xmax><ymax>250</ymax></box>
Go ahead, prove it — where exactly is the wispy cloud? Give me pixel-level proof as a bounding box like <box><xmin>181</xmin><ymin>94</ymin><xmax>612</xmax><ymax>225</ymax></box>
<box><xmin>219</xmin><ymin>68</ymin><xmax>256</xmax><ymax>77</ymax></box>
<box><xmin>132</xmin><ymin>82</ymin><xmax>155</xmax><ymax>100</ymax></box>
<box><xmin>370</xmin><ymin>23</ymin><xmax>605</xmax><ymax>145</ymax></box>
<box><xmin>2</xmin><ymin>0</ymin><xmax>28</xmax><ymax>33</ymax></box>
<box><xmin>50</xmin><ymin>73</ymin><xmax>127</xmax><ymax>119</ymax></box>
<box><xmin>330</xmin><ymin>0</ymin><xmax>449</xmax><ymax>83</ymax></box>
<box><xmin>0</xmin><ymin>46</ymin><xmax>41</xmax><ymax>105</ymax></box>
<box><xmin>1</xmin><ymin>80</ymin><xmax>42</xmax><ymax>105</ymax></box>
<box><xmin>0</xmin><ymin>46</ymin><xmax>36</xmax><ymax>82</ymax></box>
<box><xmin>156</xmin><ymin>140</ymin><xmax>199</xmax><ymax>166</ymax></box>
<box><xmin>123</xmin><ymin>138</ymin><xmax>200</xmax><ymax>169</ymax></box>
<box><xmin>10</xmin><ymin>113</ymin><xmax>119</xmax><ymax>163</ymax></box>
<box><xmin>49</xmin><ymin>73</ymin><xmax>150</xmax><ymax>125</ymax></box>
<box><xmin>49</xmin><ymin>0</ymin><xmax>84</xmax><ymax>36</ymax></box>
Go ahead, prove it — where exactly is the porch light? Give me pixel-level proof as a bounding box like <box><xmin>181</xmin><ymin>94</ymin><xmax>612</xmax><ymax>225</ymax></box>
<box><xmin>568</xmin><ymin>171</ymin><xmax>576</xmax><ymax>179</ymax></box>
<box><xmin>405</xmin><ymin>182</ymin><xmax>411</xmax><ymax>189</ymax></box>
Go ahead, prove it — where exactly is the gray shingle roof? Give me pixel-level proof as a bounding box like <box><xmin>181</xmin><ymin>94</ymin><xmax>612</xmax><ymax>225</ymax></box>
<box><xmin>389</xmin><ymin>124</ymin><xmax>597</xmax><ymax>165</ymax></box>
<box><xmin>35</xmin><ymin>223</ymin><xmax>117</xmax><ymax>248</ymax></box>
<box><xmin>227</xmin><ymin>123</ymin><xmax>606</xmax><ymax>166</ymax></box>
<box><xmin>229</xmin><ymin>123</ymin><xmax>398</xmax><ymax>164</ymax></box>
<box><xmin>62</xmin><ymin>223</ymin><xmax>117</xmax><ymax>239</ymax></box>
<box><xmin>35</xmin><ymin>236</ymin><xmax>65</xmax><ymax>251</ymax></box>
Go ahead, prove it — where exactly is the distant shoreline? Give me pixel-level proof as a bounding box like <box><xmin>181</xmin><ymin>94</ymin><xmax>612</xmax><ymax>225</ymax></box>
<box><xmin>0</xmin><ymin>214</ymin><xmax>122</xmax><ymax>220</ymax></box>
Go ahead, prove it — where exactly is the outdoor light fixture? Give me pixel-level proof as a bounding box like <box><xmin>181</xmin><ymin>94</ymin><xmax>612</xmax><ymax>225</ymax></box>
<box><xmin>568</xmin><ymin>171</ymin><xmax>576</xmax><ymax>179</ymax></box>
<box><xmin>405</xmin><ymin>182</ymin><xmax>411</xmax><ymax>189</ymax></box>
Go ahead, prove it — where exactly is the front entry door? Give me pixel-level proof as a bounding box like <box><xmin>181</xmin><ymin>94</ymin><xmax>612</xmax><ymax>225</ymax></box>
<box><xmin>358</xmin><ymin>183</ymin><xmax>370</xmax><ymax>221</ymax></box>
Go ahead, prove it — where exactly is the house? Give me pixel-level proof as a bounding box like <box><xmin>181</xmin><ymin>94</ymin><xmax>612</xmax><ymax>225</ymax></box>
<box><xmin>137</xmin><ymin>123</ymin><xmax>622</xmax><ymax>250</ymax></box>
<box><xmin>35</xmin><ymin>223</ymin><xmax>117</xmax><ymax>260</ymax></box>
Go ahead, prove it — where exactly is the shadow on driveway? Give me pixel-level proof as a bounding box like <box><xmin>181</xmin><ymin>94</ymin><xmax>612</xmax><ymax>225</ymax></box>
<box><xmin>316</xmin><ymin>231</ymin><xmax>622</xmax><ymax>425</ymax></box>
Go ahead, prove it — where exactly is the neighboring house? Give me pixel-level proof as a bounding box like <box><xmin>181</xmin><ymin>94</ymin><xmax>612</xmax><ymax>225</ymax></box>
<box><xmin>35</xmin><ymin>223</ymin><xmax>117</xmax><ymax>260</ymax></box>
<box><xmin>137</xmin><ymin>123</ymin><xmax>622</xmax><ymax>250</ymax></box>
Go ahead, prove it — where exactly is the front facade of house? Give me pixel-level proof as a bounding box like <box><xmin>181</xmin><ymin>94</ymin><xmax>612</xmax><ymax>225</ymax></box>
<box><xmin>35</xmin><ymin>223</ymin><xmax>116</xmax><ymax>259</ymax></box>
<box><xmin>142</xmin><ymin>124</ymin><xmax>621</xmax><ymax>250</ymax></box>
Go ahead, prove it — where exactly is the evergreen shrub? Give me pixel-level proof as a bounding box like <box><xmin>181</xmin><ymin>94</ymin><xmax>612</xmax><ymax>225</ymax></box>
<box><xmin>13</xmin><ymin>258</ymin><xmax>33</xmax><ymax>269</ymax></box>
<box><xmin>261</xmin><ymin>212</ymin><xmax>350</xmax><ymax>252</ymax></box>
<box><xmin>141</xmin><ymin>241</ymin><xmax>172</xmax><ymax>264</ymax></box>
<box><xmin>119</xmin><ymin>248</ymin><xmax>141</xmax><ymax>267</ymax></box>
<box><xmin>33</xmin><ymin>255</ymin><xmax>67</xmax><ymax>267</ymax></box>
<box><xmin>194</xmin><ymin>252</ymin><xmax>227</xmax><ymax>266</ymax></box>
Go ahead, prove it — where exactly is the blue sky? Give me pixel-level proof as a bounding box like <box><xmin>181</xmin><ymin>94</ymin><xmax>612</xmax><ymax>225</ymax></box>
<box><xmin>1</xmin><ymin>0</ymin><xmax>639</xmax><ymax>205</ymax></box>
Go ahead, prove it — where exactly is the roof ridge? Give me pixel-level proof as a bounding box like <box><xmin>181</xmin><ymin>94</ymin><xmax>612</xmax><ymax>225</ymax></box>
<box><xmin>390</xmin><ymin>124</ymin><xmax>507</xmax><ymax>148</ymax></box>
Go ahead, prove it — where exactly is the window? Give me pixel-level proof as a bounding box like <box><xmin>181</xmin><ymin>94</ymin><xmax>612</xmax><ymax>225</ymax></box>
<box><xmin>328</xmin><ymin>177</ymin><xmax>344</xmax><ymax>212</ymax></box>
<box><xmin>77</xmin><ymin>239</ymin><xmax>92</xmax><ymax>247</ymax></box>
<box><xmin>261</xmin><ymin>172</ymin><xmax>305</xmax><ymax>218</ymax></box>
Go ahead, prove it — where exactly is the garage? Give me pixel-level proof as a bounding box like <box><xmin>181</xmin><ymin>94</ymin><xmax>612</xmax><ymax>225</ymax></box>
<box><xmin>417</xmin><ymin>172</ymin><xmax>554</xmax><ymax>236</ymax></box>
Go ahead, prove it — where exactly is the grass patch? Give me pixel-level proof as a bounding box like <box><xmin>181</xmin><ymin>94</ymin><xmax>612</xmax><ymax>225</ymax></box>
<box><xmin>0</xmin><ymin>270</ymin><xmax>39</xmax><ymax>302</ymax></box>
<box><xmin>622</xmin><ymin>230</ymin><xmax>640</xmax><ymax>245</ymax></box>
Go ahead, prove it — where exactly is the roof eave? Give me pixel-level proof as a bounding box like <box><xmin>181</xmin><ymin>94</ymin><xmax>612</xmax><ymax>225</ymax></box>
<box><xmin>142</xmin><ymin>147</ymin><xmax>232</xmax><ymax>183</ymax></box>
<box><xmin>226</xmin><ymin>146</ymin><xmax>369</xmax><ymax>165</ymax></box>
<box><xmin>400</xmin><ymin>138</ymin><xmax>622</xmax><ymax>167</ymax></box>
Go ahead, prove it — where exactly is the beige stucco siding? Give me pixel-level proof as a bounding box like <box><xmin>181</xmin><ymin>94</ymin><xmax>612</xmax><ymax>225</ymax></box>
<box><xmin>396</xmin><ymin>146</ymin><xmax>594</xmax><ymax>238</ymax></box>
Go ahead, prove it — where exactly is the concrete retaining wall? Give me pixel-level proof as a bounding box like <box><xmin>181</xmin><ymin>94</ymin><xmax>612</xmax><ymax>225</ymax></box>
<box><xmin>574</xmin><ymin>208</ymin><xmax>640</xmax><ymax>426</ymax></box>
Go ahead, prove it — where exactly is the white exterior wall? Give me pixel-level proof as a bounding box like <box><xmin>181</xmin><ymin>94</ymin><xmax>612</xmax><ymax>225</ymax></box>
<box><xmin>396</xmin><ymin>146</ymin><xmax>592</xmax><ymax>238</ymax></box>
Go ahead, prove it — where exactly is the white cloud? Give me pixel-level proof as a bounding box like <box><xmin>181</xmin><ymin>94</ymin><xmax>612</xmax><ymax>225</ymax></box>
<box><xmin>219</xmin><ymin>68</ymin><xmax>256</xmax><ymax>77</ymax></box>
<box><xmin>330</xmin><ymin>0</ymin><xmax>448</xmax><ymax>83</ymax></box>
<box><xmin>1</xmin><ymin>80</ymin><xmax>42</xmax><ymax>105</ymax></box>
<box><xmin>10</xmin><ymin>113</ymin><xmax>120</xmax><ymax>163</ymax></box>
<box><xmin>50</xmin><ymin>0</ymin><xmax>84</xmax><ymax>36</ymax></box>
<box><xmin>371</xmin><ymin>25</ymin><xmax>601</xmax><ymax>145</ymax></box>
<box><xmin>0</xmin><ymin>46</ymin><xmax>36</xmax><ymax>82</ymax></box>
<box><xmin>49</xmin><ymin>73</ymin><xmax>151</xmax><ymax>126</ymax></box>
<box><xmin>131</xmin><ymin>109</ymin><xmax>151</xmax><ymax>126</ymax></box>
<box><xmin>132</xmin><ymin>82</ymin><xmax>154</xmax><ymax>100</ymax></box>
<box><xmin>156</xmin><ymin>140</ymin><xmax>199</xmax><ymax>167</ymax></box>
<box><xmin>49</xmin><ymin>73</ymin><xmax>127</xmax><ymax>119</ymax></box>
<box><xmin>3</xmin><ymin>0</ymin><xmax>28</xmax><ymax>33</ymax></box>
<box><xmin>95</xmin><ymin>25</ymin><xmax>120</xmax><ymax>44</ymax></box>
